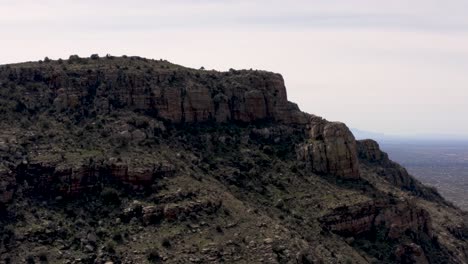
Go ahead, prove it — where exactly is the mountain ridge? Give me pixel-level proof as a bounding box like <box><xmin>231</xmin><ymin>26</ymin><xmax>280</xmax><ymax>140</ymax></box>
<box><xmin>0</xmin><ymin>55</ymin><xmax>466</xmax><ymax>263</ymax></box>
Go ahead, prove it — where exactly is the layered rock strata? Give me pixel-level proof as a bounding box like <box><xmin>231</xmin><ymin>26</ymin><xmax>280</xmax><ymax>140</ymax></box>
<box><xmin>13</xmin><ymin>160</ymin><xmax>175</xmax><ymax>197</ymax></box>
<box><xmin>0</xmin><ymin>63</ymin><xmax>308</xmax><ymax>125</ymax></box>
<box><xmin>297</xmin><ymin>116</ymin><xmax>360</xmax><ymax>179</ymax></box>
<box><xmin>320</xmin><ymin>200</ymin><xmax>432</xmax><ymax>239</ymax></box>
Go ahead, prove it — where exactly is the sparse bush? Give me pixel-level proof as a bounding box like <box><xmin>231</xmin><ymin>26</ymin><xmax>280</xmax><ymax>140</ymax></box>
<box><xmin>68</xmin><ymin>55</ymin><xmax>81</xmax><ymax>63</ymax></box>
<box><xmin>147</xmin><ymin>248</ymin><xmax>162</xmax><ymax>263</ymax></box>
<box><xmin>39</xmin><ymin>119</ymin><xmax>51</xmax><ymax>130</ymax></box>
<box><xmin>112</xmin><ymin>231</ymin><xmax>123</xmax><ymax>242</ymax></box>
<box><xmin>25</xmin><ymin>254</ymin><xmax>35</xmax><ymax>264</ymax></box>
<box><xmin>44</xmin><ymin>57</ymin><xmax>51</xmax><ymax>62</ymax></box>
<box><xmin>2</xmin><ymin>225</ymin><xmax>15</xmax><ymax>244</ymax></box>
<box><xmin>104</xmin><ymin>240</ymin><xmax>116</xmax><ymax>253</ymax></box>
<box><xmin>100</xmin><ymin>187</ymin><xmax>121</xmax><ymax>205</ymax></box>
<box><xmin>37</xmin><ymin>250</ymin><xmax>47</xmax><ymax>262</ymax></box>
<box><xmin>161</xmin><ymin>237</ymin><xmax>171</xmax><ymax>248</ymax></box>
<box><xmin>90</xmin><ymin>54</ymin><xmax>99</xmax><ymax>60</ymax></box>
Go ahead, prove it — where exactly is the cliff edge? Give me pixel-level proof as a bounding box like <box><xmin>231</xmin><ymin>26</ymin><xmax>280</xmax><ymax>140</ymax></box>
<box><xmin>0</xmin><ymin>55</ymin><xmax>466</xmax><ymax>264</ymax></box>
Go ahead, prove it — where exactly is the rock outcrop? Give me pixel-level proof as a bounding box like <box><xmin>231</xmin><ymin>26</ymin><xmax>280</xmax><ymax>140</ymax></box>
<box><xmin>297</xmin><ymin>116</ymin><xmax>360</xmax><ymax>179</ymax></box>
<box><xmin>357</xmin><ymin>139</ymin><xmax>443</xmax><ymax>202</ymax></box>
<box><xmin>320</xmin><ymin>200</ymin><xmax>432</xmax><ymax>239</ymax></box>
<box><xmin>14</xmin><ymin>160</ymin><xmax>176</xmax><ymax>197</ymax></box>
<box><xmin>0</xmin><ymin>57</ymin><xmax>466</xmax><ymax>264</ymax></box>
<box><xmin>356</xmin><ymin>139</ymin><xmax>386</xmax><ymax>162</ymax></box>
<box><xmin>0</xmin><ymin>61</ymin><xmax>308</xmax><ymax>125</ymax></box>
<box><xmin>394</xmin><ymin>243</ymin><xmax>430</xmax><ymax>264</ymax></box>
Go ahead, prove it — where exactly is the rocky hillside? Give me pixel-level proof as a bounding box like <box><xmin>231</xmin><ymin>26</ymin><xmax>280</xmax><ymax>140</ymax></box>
<box><xmin>0</xmin><ymin>55</ymin><xmax>466</xmax><ymax>264</ymax></box>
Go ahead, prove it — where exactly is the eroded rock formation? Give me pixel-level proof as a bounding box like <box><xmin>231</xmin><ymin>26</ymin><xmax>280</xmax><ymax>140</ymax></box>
<box><xmin>320</xmin><ymin>200</ymin><xmax>432</xmax><ymax>239</ymax></box>
<box><xmin>14</xmin><ymin>160</ymin><xmax>175</xmax><ymax>197</ymax></box>
<box><xmin>0</xmin><ymin>57</ymin><xmax>465</xmax><ymax>263</ymax></box>
<box><xmin>0</xmin><ymin>63</ymin><xmax>308</xmax><ymax>125</ymax></box>
<box><xmin>357</xmin><ymin>139</ymin><xmax>443</xmax><ymax>202</ymax></box>
<box><xmin>297</xmin><ymin>116</ymin><xmax>360</xmax><ymax>179</ymax></box>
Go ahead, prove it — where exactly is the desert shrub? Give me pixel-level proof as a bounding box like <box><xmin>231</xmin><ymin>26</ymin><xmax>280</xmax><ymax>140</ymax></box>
<box><xmin>104</xmin><ymin>240</ymin><xmax>116</xmax><ymax>253</ymax></box>
<box><xmin>100</xmin><ymin>187</ymin><xmax>121</xmax><ymax>205</ymax></box>
<box><xmin>26</xmin><ymin>254</ymin><xmax>35</xmax><ymax>264</ymax></box>
<box><xmin>90</xmin><ymin>54</ymin><xmax>99</xmax><ymax>60</ymax></box>
<box><xmin>2</xmin><ymin>225</ymin><xmax>15</xmax><ymax>245</ymax></box>
<box><xmin>161</xmin><ymin>237</ymin><xmax>171</xmax><ymax>248</ymax></box>
<box><xmin>38</xmin><ymin>119</ymin><xmax>51</xmax><ymax>130</ymax></box>
<box><xmin>147</xmin><ymin>248</ymin><xmax>162</xmax><ymax>263</ymax></box>
<box><xmin>112</xmin><ymin>232</ymin><xmax>123</xmax><ymax>242</ymax></box>
<box><xmin>68</xmin><ymin>55</ymin><xmax>82</xmax><ymax>64</ymax></box>
<box><xmin>37</xmin><ymin>250</ymin><xmax>48</xmax><ymax>262</ymax></box>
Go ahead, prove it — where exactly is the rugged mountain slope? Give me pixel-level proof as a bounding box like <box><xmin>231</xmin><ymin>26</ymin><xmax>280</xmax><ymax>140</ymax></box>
<box><xmin>0</xmin><ymin>55</ymin><xmax>466</xmax><ymax>264</ymax></box>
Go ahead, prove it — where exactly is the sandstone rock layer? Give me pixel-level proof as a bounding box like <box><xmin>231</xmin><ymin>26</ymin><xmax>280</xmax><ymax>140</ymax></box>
<box><xmin>0</xmin><ymin>62</ymin><xmax>308</xmax><ymax>125</ymax></box>
<box><xmin>297</xmin><ymin>116</ymin><xmax>360</xmax><ymax>179</ymax></box>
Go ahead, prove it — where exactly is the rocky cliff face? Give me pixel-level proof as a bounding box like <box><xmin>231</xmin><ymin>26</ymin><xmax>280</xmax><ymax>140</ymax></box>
<box><xmin>0</xmin><ymin>57</ymin><xmax>360</xmax><ymax>182</ymax></box>
<box><xmin>14</xmin><ymin>159</ymin><xmax>175</xmax><ymax>197</ymax></box>
<box><xmin>0</xmin><ymin>58</ymin><xmax>308</xmax><ymax>125</ymax></box>
<box><xmin>356</xmin><ymin>139</ymin><xmax>444</xmax><ymax>202</ymax></box>
<box><xmin>0</xmin><ymin>56</ymin><xmax>466</xmax><ymax>264</ymax></box>
<box><xmin>319</xmin><ymin>198</ymin><xmax>448</xmax><ymax>263</ymax></box>
<box><xmin>297</xmin><ymin>116</ymin><xmax>360</xmax><ymax>179</ymax></box>
<box><xmin>320</xmin><ymin>200</ymin><xmax>432</xmax><ymax>239</ymax></box>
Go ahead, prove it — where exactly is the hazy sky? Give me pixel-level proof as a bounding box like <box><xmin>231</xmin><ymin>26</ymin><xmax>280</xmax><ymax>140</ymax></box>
<box><xmin>1</xmin><ymin>0</ymin><xmax>468</xmax><ymax>137</ymax></box>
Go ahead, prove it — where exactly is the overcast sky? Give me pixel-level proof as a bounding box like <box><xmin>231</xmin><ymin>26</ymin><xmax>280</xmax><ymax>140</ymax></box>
<box><xmin>1</xmin><ymin>0</ymin><xmax>468</xmax><ymax>138</ymax></box>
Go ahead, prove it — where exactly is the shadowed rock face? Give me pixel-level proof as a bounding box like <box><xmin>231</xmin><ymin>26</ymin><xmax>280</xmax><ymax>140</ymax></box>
<box><xmin>395</xmin><ymin>243</ymin><xmax>430</xmax><ymax>264</ymax></box>
<box><xmin>356</xmin><ymin>139</ymin><xmax>444</xmax><ymax>202</ymax></box>
<box><xmin>0</xmin><ymin>58</ymin><xmax>359</xmax><ymax>181</ymax></box>
<box><xmin>356</xmin><ymin>139</ymin><xmax>386</xmax><ymax>162</ymax></box>
<box><xmin>357</xmin><ymin>139</ymin><xmax>413</xmax><ymax>187</ymax></box>
<box><xmin>0</xmin><ymin>62</ymin><xmax>308</xmax><ymax>125</ymax></box>
<box><xmin>297</xmin><ymin>116</ymin><xmax>360</xmax><ymax>179</ymax></box>
<box><xmin>13</xmin><ymin>160</ymin><xmax>176</xmax><ymax>197</ymax></box>
<box><xmin>320</xmin><ymin>200</ymin><xmax>432</xmax><ymax>239</ymax></box>
<box><xmin>320</xmin><ymin>199</ymin><xmax>434</xmax><ymax>264</ymax></box>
